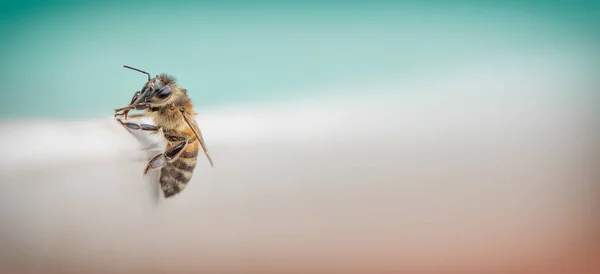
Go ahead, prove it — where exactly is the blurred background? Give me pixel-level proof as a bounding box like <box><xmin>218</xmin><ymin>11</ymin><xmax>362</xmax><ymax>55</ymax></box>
<box><xmin>1</xmin><ymin>0</ymin><xmax>598</xmax><ymax>119</ymax></box>
<box><xmin>0</xmin><ymin>0</ymin><xmax>599</xmax><ymax>273</ymax></box>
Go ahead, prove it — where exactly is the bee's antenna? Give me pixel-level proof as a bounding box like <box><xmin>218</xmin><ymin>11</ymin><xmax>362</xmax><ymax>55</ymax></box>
<box><xmin>123</xmin><ymin>65</ymin><xmax>151</xmax><ymax>81</ymax></box>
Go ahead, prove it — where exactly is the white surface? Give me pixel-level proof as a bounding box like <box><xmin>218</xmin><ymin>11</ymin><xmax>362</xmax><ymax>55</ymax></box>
<box><xmin>0</xmin><ymin>56</ymin><xmax>598</xmax><ymax>272</ymax></box>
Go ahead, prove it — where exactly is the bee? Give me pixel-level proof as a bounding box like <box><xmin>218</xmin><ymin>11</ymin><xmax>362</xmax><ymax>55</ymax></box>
<box><xmin>114</xmin><ymin>65</ymin><xmax>214</xmax><ymax>198</ymax></box>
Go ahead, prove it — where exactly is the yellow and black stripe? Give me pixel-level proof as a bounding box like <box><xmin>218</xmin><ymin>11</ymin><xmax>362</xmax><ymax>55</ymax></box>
<box><xmin>159</xmin><ymin>142</ymin><xmax>199</xmax><ymax>198</ymax></box>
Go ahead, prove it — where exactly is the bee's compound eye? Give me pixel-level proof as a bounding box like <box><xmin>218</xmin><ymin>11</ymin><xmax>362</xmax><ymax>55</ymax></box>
<box><xmin>155</xmin><ymin>85</ymin><xmax>172</xmax><ymax>99</ymax></box>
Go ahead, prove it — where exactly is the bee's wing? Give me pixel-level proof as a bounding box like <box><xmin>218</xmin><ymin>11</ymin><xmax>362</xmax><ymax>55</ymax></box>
<box><xmin>180</xmin><ymin>109</ymin><xmax>214</xmax><ymax>167</ymax></box>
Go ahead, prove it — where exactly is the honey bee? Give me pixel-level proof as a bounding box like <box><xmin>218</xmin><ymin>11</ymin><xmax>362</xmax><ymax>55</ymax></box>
<box><xmin>114</xmin><ymin>65</ymin><xmax>214</xmax><ymax>198</ymax></box>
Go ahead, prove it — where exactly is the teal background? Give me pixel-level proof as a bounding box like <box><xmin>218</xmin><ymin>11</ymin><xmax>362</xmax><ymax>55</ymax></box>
<box><xmin>0</xmin><ymin>0</ymin><xmax>598</xmax><ymax>119</ymax></box>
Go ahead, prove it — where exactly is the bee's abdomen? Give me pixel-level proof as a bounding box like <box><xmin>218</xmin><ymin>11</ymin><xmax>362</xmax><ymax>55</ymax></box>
<box><xmin>159</xmin><ymin>147</ymin><xmax>198</xmax><ymax>198</ymax></box>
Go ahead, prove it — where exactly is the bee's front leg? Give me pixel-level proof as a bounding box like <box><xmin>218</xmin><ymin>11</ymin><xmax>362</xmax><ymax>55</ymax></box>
<box><xmin>114</xmin><ymin>106</ymin><xmax>133</xmax><ymax>119</ymax></box>
<box><xmin>114</xmin><ymin>91</ymin><xmax>142</xmax><ymax>118</ymax></box>
<box><xmin>114</xmin><ymin>103</ymin><xmax>151</xmax><ymax>119</ymax></box>
<box><xmin>143</xmin><ymin>138</ymin><xmax>190</xmax><ymax>175</ymax></box>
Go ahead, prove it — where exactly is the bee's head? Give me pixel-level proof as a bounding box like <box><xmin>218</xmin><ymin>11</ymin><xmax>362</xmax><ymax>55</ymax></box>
<box><xmin>138</xmin><ymin>75</ymin><xmax>174</xmax><ymax>104</ymax></box>
<box><xmin>124</xmin><ymin>66</ymin><xmax>174</xmax><ymax>106</ymax></box>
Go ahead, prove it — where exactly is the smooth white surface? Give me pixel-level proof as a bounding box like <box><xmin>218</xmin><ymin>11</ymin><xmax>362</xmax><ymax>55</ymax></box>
<box><xmin>0</xmin><ymin>56</ymin><xmax>598</xmax><ymax>272</ymax></box>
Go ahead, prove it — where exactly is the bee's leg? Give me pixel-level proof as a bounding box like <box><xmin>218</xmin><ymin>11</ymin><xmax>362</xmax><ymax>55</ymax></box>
<box><xmin>143</xmin><ymin>139</ymin><xmax>189</xmax><ymax>175</ymax></box>
<box><xmin>116</xmin><ymin>118</ymin><xmax>160</xmax><ymax>133</ymax></box>
<box><xmin>123</xmin><ymin>114</ymin><xmax>145</xmax><ymax>120</ymax></box>
<box><xmin>115</xmin><ymin>117</ymin><xmax>162</xmax><ymax>152</ymax></box>
<box><xmin>114</xmin><ymin>103</ymin><xmax>151</xmax><ymax>119</ymax></box>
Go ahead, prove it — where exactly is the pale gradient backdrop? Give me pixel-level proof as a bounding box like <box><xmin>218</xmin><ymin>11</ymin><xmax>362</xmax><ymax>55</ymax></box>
<box><xmin>0</xmin><ymin>1</ymin><xmax>599</xmax><ymax>273</ymax></box>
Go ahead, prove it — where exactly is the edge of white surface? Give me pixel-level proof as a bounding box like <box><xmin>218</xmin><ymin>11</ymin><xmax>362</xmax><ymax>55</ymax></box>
<box><xmin>0</xmin><ymin>50</ymin><xmax>597</xmax><ymax>171</ymax></box>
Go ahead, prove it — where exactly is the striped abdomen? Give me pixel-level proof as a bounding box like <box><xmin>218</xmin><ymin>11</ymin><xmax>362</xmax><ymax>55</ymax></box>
<box><xmin>159</xmin><ymin>141</ymin><xmax>199</xmax><ymax>198</ymax></box>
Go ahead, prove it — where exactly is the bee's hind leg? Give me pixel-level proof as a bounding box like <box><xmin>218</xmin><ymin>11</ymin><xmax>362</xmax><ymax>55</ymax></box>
<box><xmin>143</xmin><ymin>139</ymin><xmax>189</xmax><ymax>175</ymax></box>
